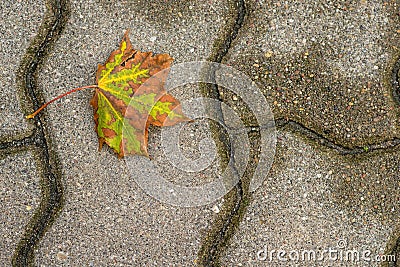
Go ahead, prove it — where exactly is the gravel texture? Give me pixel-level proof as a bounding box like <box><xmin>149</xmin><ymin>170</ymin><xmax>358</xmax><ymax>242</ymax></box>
<box><xmin>0</xmin><ymin>1</ymin><xmax>44</xmax><ymax>139</ymax></box>
<box><xmin>32</xmin><ymin>0</ymin><xmax>230</xmax><ymax>265</ymax></box>
<box><xmin>224</xmin><ymin>0</ymin><xmax>400</xmax><ymax>148</ymax></box>
<box><xmin>1</xmin><ymin>0</ymin><xmax>400</xmax><ymax>266</ymax></box>
<box><xmin>221</xmin><ymin>130</ymin><xmax>399</xmax><ymax>266</ymax></box>
<box><xmin>0</xmin><ymin>151</ymin><xmax>41</xmax><ymax>265</ymax></box>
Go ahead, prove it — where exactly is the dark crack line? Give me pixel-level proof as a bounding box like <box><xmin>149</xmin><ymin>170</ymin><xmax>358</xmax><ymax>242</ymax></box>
<box><xmin>229</xmin><ymin>120</ymin><xmax>400</xmax><ymax>155</ymax></box>
<box><xmin>385</xmin><ymin>54</ymin><xmax>400</xmax><ymax>267</ymax></box>
<box><xmin>3</xmin><ymin>117</ymin><xmax>398</xmax><ymax>158</ymax></box>
<box><xmin>0</xmin><ymin>134</ymin><xmax>35</xmax><ymax>151</ymax></box>
<box><xmin>2</xmin><ymin>0</ymin><xmax>398</xmax><ymax>265</ymax></box>
<box><xmin>391</xmin><ymin>55</ymin><xmax>400</xmax><ymax>106</ymax></box>
<box><xmin>197</xmin><ymin>0</ymin><xmax>246</xmax><ymax>266</ymax></box>
<box><xmin>198</xmin><ymin>0</ymin><xmax>400</xmax><ymax>265</ymax></box>
<box><xmin>213</xmin><ymin>0</ymin><xmax>245</xmax><ymax>64</ymax></box>
<box><xmin>388</xmin><ymin>236</ymin><xmax>400</xmax><ymax>267</ymax></box>
<box><xmin>12</xmin><ymin>0</ymin><xmax>69</xmax><ymax>266</ymax></box>
<box><xmin>274</xmin><ymin>118</ymin><xmax>400</xmax><ymax>155</ymax></box>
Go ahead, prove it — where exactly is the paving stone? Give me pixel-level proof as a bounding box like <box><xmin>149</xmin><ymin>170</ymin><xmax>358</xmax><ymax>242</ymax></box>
<box><xmin>223</xmin><ymin>0</ymin><xmax>400</xmax><ymax>148</ymax></box>
<box><xmin>0</xmin><ymin>1</ymin><xmax>43</xmax><ymax>138</ymax></box>
<box><xmin>5</xmin><ymin>0</ymin><xmax>400</xmax><ymax>266</ymax></box>
<box><xmin>221</xmin><ymin>130</ymin><xmax>399</xmax><ymax>266</ymax></box>
<box><xmin>33</xmin><ymin>0</ymin><xmax>231</xmax><ymax>265</ymax></box>
<box><xmin>0</xmin><ymin>151</ymin><xmax>41</xmax><ymax>265</ymax></box>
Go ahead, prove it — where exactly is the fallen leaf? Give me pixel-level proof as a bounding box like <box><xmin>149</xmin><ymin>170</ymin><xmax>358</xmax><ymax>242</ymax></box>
<box><xmin>25</xmin><ymin>30</ymin><xmax>189</xmax><ymax>158</ymax></box>
<box><xmin>90</xmin><ymin>30</ymin><xmax>190</xmax><ymax>157</ymax></box>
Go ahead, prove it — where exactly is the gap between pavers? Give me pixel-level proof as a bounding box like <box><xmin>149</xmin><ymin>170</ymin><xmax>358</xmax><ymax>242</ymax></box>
<box><xmin>0</xmin><ymin>0</ymin><xmax>45</xmax><ymax>140</ymax></box>
<box><xmin>33</xmin><ymin>0</ymin><xmax>233</xmax><ymax>265</ymax></box>
<box><xmin>221</xmin><ymin>130</ymin><xmax>399</xmax><ymax>267</ymax></box>
<box><xmin>0</xmin><ymin>151</ymin><xmax>41</xmax><ymax>265</ymax></box>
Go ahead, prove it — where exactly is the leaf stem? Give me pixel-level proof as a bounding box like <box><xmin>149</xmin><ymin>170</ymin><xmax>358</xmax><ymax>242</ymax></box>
<box><xmin>26</xmin><ymin>85</ymin><xmax>98</xmax><ymax>119</ymax></box>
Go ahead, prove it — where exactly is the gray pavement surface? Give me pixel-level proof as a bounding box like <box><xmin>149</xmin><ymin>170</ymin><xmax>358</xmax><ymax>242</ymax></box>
<box><xmin>222</xmin><ymin>129</ymin><xmax>399</xmax><ymax>266</ymax></box>
<box><xmin>0</xmin><ymin>1</ymin><xmax>43</xmax><ymax>139</ymax></box>
<box><xmin>0</xmin><ymin>152</ymin><xmax>40</xmax><ymax>264</ymax></box>
<box><xmin>32</xmin><ymin>0</ymin><xmax>229</xmax><ymax>265</ymax></box>
<box><xmin>223</xmin><ymin>0</ymin><xmax>400</xmax><ymax>148</ymax></box>
<box><xmin>1</xmin><ymin>0</ymin><xmax>400</xmax><ymax>266</ymax></box>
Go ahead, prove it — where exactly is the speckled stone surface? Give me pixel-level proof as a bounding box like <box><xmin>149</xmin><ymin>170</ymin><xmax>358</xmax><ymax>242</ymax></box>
<box><xmin>1</xmin><ymin>0</ymin><xmax>400</xmax><ymax>266</ymax></box>
<box><xmin>32</xmin><ymin>0</ymin><xmax>230</xmax><ymax>265</ymax></box>
<box><xmin>0</xmin><ymin>1</ymin><xmax>44</xmax><ymax>139</ymax></box>
<box><xmin>0</xmin><ymin>152</ymin><xmax>41</xmax><ymax>265</ymax></box>
<box><xmin>221</xmin><ymin>130</ymin><xmax>399</xmax><ymax>266</ymax></box>
<box><xmin>223</xmin><ymin>0</ymin><xmax>400</xmax><ymax>148</ymax></box>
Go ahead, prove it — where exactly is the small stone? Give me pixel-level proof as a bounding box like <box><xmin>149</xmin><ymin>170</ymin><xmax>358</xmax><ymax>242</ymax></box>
<box><xmin>265</xmin><ymin>51</ymin><xmax>273</xmax><ymax>58</ymax></box>
<box><xmin>211</xmin><ymin>205</ymin><xmax>220</xmax><ymax>213</ymax></box>
<box><xmin>26</xmin><ymin>205</ymin><xmax>32</xmax><ymax>211</ymax></box>
<box><xmin>57</xmin><ymin>251</ymin><xmax>67</xmax><ymax>261</ymax></box>
<box><xmin>149</xmin><ymin>36</ymin><xmax>156</xmax><ymax>42</ymax></box>
<box><xmin>232</xmin><ymin>95</ymin><xmax>238</xmax><ymax>101</ymax></box>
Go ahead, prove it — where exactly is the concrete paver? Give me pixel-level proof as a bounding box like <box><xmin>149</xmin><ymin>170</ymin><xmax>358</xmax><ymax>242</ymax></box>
<box><xmin>0</xmin><ymin>1</ymin><xmax>44</xmax><ymax>139</ymax></box>
<box><xmin>1</xmin><ymin>0</ymin><xmax>400</xmax><ymax>266</ymax></box>
<box><xmin>0</xmin><ymin>152</ymin><xmax>41</xmax><ymax>265</ymax></box>
<box><xmin>221</xmin><ymin>130</ymin><xmax>399</xmax><ymax>266</ymax></box>
<box><xmin>32</xmin><ymin>0</ymin><xmax>231</xmax><ymax>265</ymax></box>
<box><xmin>224</xmin><ymin>0</ymin><xmax>400</xmax><ymax>148</ymax></box>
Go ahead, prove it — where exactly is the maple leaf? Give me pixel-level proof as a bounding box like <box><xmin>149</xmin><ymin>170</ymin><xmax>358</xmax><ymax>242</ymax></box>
<box><xmin>26</xmin><ymin>30</ymin><xmax>191</xmax><ymax>158</ymax></box>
